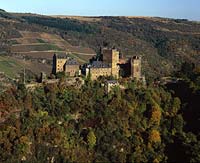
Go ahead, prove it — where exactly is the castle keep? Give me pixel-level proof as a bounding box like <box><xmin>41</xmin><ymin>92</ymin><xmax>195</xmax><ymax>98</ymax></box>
<box><xmin>86</xmin><ymin>48</ymin><xmax>120</xmax><ymax>80</ymax></box>
<box><xmin>130</xmin><ymin>56</ymin><xmax>142</xmax><ymax>80</ymax></box>
<box><xmin>102</xmin><ymin>48</ymin><xmax>120</xmax><ymax>79</ymax></box>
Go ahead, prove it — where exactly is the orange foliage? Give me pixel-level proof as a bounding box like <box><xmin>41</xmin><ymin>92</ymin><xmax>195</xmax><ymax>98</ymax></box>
<box><xmin>149</xmin><ymin>129</ymin><xmax>161</xmax><ymax>143</ymax></box>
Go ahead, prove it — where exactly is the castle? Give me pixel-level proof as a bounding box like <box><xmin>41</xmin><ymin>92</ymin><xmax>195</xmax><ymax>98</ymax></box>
<box><xmin>52</xmin><ymin>48</ymin><xmax>144</xmax><ymax>81</ymax></box>
<box><xmin>86</xmin><ymin>48</ymin><xmax>120</xmax><ymax>80</ymax></box>
<box><xmin>52</xmin><ymin>53</ymin><xmax>80</xmax><ymax>77</ymax></box>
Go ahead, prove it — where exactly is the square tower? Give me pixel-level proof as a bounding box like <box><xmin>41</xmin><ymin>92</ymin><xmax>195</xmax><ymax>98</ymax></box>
<box><xmin>130</xmin><ymin>56</ymin><xmax>141</xmax><ymax>80</ymax></box>
<box><xmin>102</xmin><ymin>48</ymin><xmax>119</xmax><ymax>79</ymax></box>
<box><xmin>52</xmin><ymin>53</ymin><xmax>68</xmax><ymax>74</ymax></box>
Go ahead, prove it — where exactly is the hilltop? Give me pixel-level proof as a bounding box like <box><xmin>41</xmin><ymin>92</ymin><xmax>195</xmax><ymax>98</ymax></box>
<box><xmin>0</xmin><ymin>10</ymin><xmax>199</xmax><ymax>78</ymax></box>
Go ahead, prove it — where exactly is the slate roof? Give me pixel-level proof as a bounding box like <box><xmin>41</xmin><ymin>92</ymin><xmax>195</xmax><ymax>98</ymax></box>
<box><xmin>65</xmin><ymin>58</ymin><xmax>79</xmax><ymax>65</ymax></box>
<box><xmin>107</xmin><ymin>80</ymin><xmax>118</xmax><ymax>84</ymax></box>
<box><xmin>90</xmin><ymin>61</ymin><xmax>110</xmax><ymax>68</ymax></box>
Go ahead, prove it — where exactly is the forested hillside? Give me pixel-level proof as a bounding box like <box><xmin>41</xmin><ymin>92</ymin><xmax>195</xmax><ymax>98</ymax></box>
<box><xmin>0</xmin><ymin>9</ymin><xmax>199</xmax><ymax>79</ymax></box>
<box><xmin>0</xmin><ymin>63</ymin><xmax>200</xmax><ymax>163</ymax></box>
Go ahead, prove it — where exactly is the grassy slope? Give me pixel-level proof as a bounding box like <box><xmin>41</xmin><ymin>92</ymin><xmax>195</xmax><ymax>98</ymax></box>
<box><xmin>0</xmin><ymin>55</ymin><xmax>52</xmax><ymax>78</ymax></box>
<box><xmin>0</xmin><ymin>56</ymin><xmax>23</xmax><ymax>78</ymax></box>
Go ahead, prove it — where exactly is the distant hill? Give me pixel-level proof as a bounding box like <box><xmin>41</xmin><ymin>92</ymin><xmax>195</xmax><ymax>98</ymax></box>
<box><xmin>0</xmin><ymin>11</ymin><xmax>199</xmax><ymax>79</ymax></box>
<box><xmin>0</xmin><ymin>9</ymin><xmax>6</xmax><ymax>12</ymax></box>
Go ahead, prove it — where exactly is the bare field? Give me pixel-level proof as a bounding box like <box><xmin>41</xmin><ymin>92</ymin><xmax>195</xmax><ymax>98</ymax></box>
<box><xmin>11</xmin><ymin>44</ymin><xmax>63</xmax><ymax>53</ymax></box>
<box><xmin>10</xmin><ymin>38</ymin><xmax>46</xmax><ymax>44</ymax></box>
<box><xmin>51</xmin><ymin>15</ymin><xmax>102</xmax><ymax>22</ymax></box>
<box><xmin>13</xmin><ymin>51</ymin><xmax>65</xmax><ymax>59</ymax></box>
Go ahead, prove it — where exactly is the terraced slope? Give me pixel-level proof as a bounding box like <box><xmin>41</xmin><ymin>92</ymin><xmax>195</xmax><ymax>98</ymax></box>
<box><xmin>10</xmin><ymin>31</ymin><xmax>96</xmax><ymax>63</ymax></box>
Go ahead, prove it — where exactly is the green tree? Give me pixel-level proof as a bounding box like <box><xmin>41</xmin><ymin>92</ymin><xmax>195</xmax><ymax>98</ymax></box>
<box><xmin>87</xmin><ymin>130</ymin><xmax>96</xmax><ymax>149</ymax></box>
<box><xmin>170</xmin><ymin>97</ymin><xmax>181</xmax><ymax>116</ymax></box>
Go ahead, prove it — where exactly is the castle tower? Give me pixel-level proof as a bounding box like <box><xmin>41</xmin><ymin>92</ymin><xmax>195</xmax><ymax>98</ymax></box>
<box><xmin>111</xmin><ymin>49</ymin><xmax>119</xmax><ymax>79</ymax></box>
<box><xmin>52</xmin><ymin>54</ymin><xmax>57</xmax><ymax>74</ymax></box>
<box><xmin>102</xmin><ymin>48</ymin><xmax>119</xmax><ymax>79</ymax></box>
<box><xmin>130</xmin><ymin>56</ymin><xmax>142</xmax><ymax>80</ymax></box>
<box><xmin>52</xmin><ymin>53</ymin><xmax>68</xmax><ymax>74</ymax></box>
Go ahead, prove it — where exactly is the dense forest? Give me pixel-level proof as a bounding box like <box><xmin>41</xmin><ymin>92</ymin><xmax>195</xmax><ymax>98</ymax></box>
<box><xmin>0</xmin><ymin>63</ymin><xmax>200</xmax><ymax>163</ymax></box>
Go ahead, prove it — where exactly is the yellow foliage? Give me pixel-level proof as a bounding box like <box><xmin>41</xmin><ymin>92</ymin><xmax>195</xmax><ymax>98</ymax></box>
<box><xmin>38</xmin><ymin>110</ymin><xmax>48</xmax><ymax>117</ymax></box>
<box><xmin>153</xmin><ymin>158</ymin><xmax>160</xmax><ymax>163</ymax></box>
<box><xmin>87</xmin><ymin>130</ymin><xmax>96</xmax><ymax>149</ymax></box>
<box><xmin>194</xmin><ymin>66</ymin><xmax>200</xmax><ymax>74</ymax></box>
<box><xmin>150</xmin><ymin>90</ymin><xmax>161</xmax><ymax>104</ymax></box>
<box><xmin>149</xmin><ymin>129</ymin><xmax>161</xmax><ymax>143</ymax></box>
<box><xmin>147</xmin><ymin>142</ymin><xmax>152</xmax><ymax>150</ymax></box>
<box><xmin>150</xmin><ymin>107</ymin><xmax>162</xmax><ymax>126</ymax></box>
<box><xmin>19</xmin><ymin>136</ymin><xmax>32</xmax><ymax>154</ymax></box>
<box><xmin>19</xmin><ymin>136</ymin><xmax>29</xmax><ymax>144</ymax></box>
<box><xmin>125</xmin><ymin>129</ymin><xmax>131</xmax><ymax>138</ymax></box>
